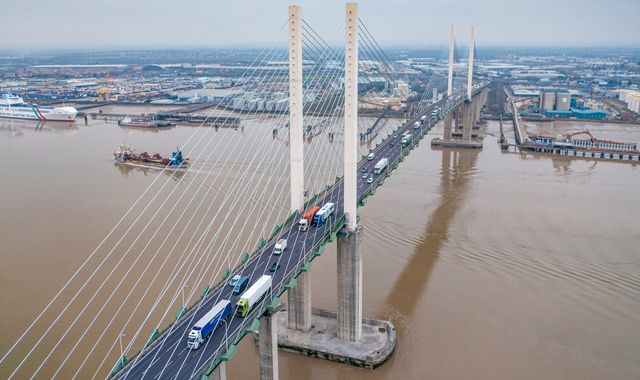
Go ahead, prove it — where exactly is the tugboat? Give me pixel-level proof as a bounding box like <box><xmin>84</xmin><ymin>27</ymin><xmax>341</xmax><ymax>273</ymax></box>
<box><xmin>113</xmin><ymin>145</ymin><xmax>189</xmax><ymax>169</ymax></box>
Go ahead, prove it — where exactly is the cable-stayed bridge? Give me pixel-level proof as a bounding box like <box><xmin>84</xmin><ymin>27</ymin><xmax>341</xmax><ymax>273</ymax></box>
<box><xmin>0</xmin><ymin>3</ymin><xmax>489</xmax><ymax>380</ymax></box>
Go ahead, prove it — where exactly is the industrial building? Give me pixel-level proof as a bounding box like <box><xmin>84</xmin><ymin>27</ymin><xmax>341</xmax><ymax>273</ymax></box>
<box><xmin>555</xmin><ymin>91</ymin><xmax>571</xmax><ymax>111</ymax></box>
<box><xmin>538</xmin><ymin>88</ymin><xmax>571</xmax><ymax>112</ymax></box>
<box><xmin>539</xmin><ymin>89</ymin><xmax>556</xmax><ymax>112</ymax></box>
<box><xmin>175</xmin><ymin>88</ymin><xmax>244</xmax><ymax>103</ymax></box>
<box><xmin>570</xmin><ymin>108</ymin><xmax>609</xmax><ymax>119</ymax></box>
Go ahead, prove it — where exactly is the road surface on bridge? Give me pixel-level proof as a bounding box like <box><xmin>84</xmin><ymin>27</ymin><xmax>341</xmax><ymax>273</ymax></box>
<box><xmin>114</xmin><ymin>85</ymin><xmax>483</xmax><ymax>380</ymax></box>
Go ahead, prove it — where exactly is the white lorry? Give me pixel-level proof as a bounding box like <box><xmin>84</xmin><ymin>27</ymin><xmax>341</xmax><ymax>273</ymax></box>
<box><xmin>401</xmin><ymin>132</ymin><xmax>412</xmax><ymax>145</ymax></box>
<box><xmin>235</xmin><ymin>275</ymin><xmax>272</xmax><ymax>317</ymax></box>
<box><xmin>273</xmin><ymin>239</ymin><xmax>287</xmax><ymax>255</ymax></box>
<box><xmin>374</xmin><ymin>158</ymin><xmax>389</xmax><ymax>174</ymax></box>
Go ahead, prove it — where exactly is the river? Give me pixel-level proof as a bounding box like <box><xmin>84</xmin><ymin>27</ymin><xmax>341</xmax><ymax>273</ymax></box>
<box><xmin>0</xmin><ymin>109</ymin><xmax>639</xmax><ymax>379</ymax></box>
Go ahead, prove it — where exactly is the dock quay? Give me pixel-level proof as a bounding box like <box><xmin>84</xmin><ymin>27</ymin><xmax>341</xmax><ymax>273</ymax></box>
<box><xmin>506</xmin><ymin>102</ymin><xmax>639</xmax><ymax>162</ymax></box>
<box><xmin>502</xmin><ymin>143</ymin><xmax>640</xmax><ymax>162</ymax></box>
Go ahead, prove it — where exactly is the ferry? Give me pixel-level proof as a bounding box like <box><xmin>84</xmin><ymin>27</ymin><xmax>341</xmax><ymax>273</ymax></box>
<box><xmin>0</xmin><ymin>93</ymin><xmax>77</xmax><ymax>122</ymax></box>
<box><xmin>113</xmin><ymin>145</ymin><xmax>189</xmax><ymax>169</ymax></box>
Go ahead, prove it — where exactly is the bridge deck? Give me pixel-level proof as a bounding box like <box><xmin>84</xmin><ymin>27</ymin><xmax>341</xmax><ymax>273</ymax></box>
<box><xmin>113</xmin><ymin>84</ymin><xmax>487</xmax><ymax>380</ymax></box>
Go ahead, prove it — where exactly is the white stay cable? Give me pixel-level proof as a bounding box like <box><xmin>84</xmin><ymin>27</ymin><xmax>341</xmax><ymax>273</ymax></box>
<box><xmin>13</xmin><ymin>26</ymin><xmax>291</xmax><ymax>380</ymax></box>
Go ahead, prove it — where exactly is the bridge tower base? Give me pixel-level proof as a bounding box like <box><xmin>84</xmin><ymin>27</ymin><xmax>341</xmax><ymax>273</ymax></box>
<box><xmin>432</xmin><ymin>100</ymin><xmax>484</xmax><ymax>149</ymax></box>
<box><xmin>254</xmin><ymin>225</ymin><xmax>396</xmax><ymax>368</ymax></box>
<box><xmin>337</xmin><ymin>225</ymin><xmax>363</xmax><ymax>341</ymax></box>
<box><xmin>259</xmin><ymin>313</ymin><xmax>279</xmax><ymax>380</ymax></box>
<box><xmin>265</xmin><ymin>308</ymin><xmax>395</xmax><ymax>369</ymax></box>
<box><xmin>287</xmin><ymin>271</ymin><xmax>312</xmax><ymax>331</ymax></box>
<box><xmin>208</xmin><ymin>362</ymin><xmax>226</xmax><ymax>380</ymax></box>
<box><xmin>443</xmin><ymin>113</ymin><xmax>453</xmax><ymax>140</ymax></box>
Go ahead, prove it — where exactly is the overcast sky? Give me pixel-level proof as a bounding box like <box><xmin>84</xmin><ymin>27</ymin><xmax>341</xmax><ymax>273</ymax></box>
<box><xmin>1</xmin><ymin>0</ymin><xmax>638</xmax><ymax>51</ymax></box>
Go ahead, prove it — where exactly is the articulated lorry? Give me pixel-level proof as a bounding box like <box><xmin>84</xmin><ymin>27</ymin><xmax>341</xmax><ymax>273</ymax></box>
<box><xmin>235</xmin><ymin>275</ymin><xmax>272</xmax><ymax>317</ymax></box>
<box><xmin>187</xmin><ymin>300</ymin><xmax>232</xmax><ymax>349</ymax></box>
<box><xmin>401</xmin><ymin>132</ymin><xmax>412</xmax><ymax>145</ymax></box>
<box><xmin>313</xmin><ymin>202</ymin><xmax>335</xmax><ymax>226</ymax></box>
<box><xmin>374</xmin><ymin>157</ymin><xmax>388</xmax><ymax>174</ymax></box>
<box><xmin>298</xmin><ymin>205</ymin><xmax>320</xmax><ymax>231</ymax></box>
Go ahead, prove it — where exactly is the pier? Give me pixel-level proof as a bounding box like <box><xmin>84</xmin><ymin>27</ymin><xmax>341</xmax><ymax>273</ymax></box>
<box><xmin>88</xmin><ymin>112</ymin><xmax>240</xmax><ymax>127</ymax></box>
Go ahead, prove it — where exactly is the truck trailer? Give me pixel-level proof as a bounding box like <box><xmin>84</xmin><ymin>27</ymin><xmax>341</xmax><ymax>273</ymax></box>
<box><xmin>401</xmin><ymin>132</ymin><xmax>412</xmax><ymax>145</ymax></box>
<box><xmin>187</xmin><ymin>300</ymin><xmax>232</xmax><ymax>349</ymax></box>
<box><xmin>374</xmin><ymin>158</ymin><xmax>388</xmax><ymax>174</ymax></box>
<box><xmin>235</xmin><ymin>275</ymin><xmax>272</xmax><ymax>317</ymax></box>
<box><xmin>298</xmin><ymin>205</ymin><xmax>320</xmax><ymax>231</ymax></box>
<box><xmin>313</xmin><ymin>202</ymin><xmax>335</xmax><ymax>226</ymax></box>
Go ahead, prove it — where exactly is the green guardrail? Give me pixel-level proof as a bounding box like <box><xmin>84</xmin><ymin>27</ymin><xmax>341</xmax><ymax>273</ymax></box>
<box><xmin>110</xmin><ymin>356</ymin><xmax>127</xmax><ymax>376</ymax></box>
<box><xmin>146</xmin><ymin>329</ymin><xmax>160</xmax><ymax>346</ymax></box>
<box><xmin>200</xmin><ymin>285</ymin><xmax>210</xmax><ymax>299</ymax></box>
<box><xmin>110</xmin><ymin>84</ymin><xmax>491</xmax><ymax>379</ymax></box>
<box><xmin>175</xmin><ymin>306</ymin><xmax>187</xmax><ymax>320</ymax></box>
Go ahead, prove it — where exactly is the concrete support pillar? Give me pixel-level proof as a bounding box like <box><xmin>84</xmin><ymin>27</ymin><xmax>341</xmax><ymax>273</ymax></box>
<box><xmin>443</xmin><ymin>113</ymin><xmax>453</xmax><ymax>140</ymax></box>
<box><xmin>288</xmin><ymin>4</ymin><xmax>304</xmax><ymax>214</ymax></box>
<box><xmin>462</xmin><ymin>103</ymin><xmax>472</xmax><ymax>141</ymax></box>
<box><xmin>473</xmin><ymin>98</ymin><xmax>480</xmax><ymax>124</ymax></box>
<box><xmin>337</xmin><ymin>225</ymin><xmax>363</xmax><ymax>342</ymax></box>
<box><xmin>259</xmin><ymin>314</ymin><xmax>279</xmax><ymax>380</ymax></box>
<box><xmin>210</xmin><ymin>362</ymin><xmax>227</xmax><ymax>380</ymax></box>
<box><xmin>343</xmin><ymin>2</ymin><xmax>359</xmax><ymax>231</ymax></box>
<box><xmin>287</xmin><ymin>271</ymin><xmax>311</xmax><ymax>331</ymax></box>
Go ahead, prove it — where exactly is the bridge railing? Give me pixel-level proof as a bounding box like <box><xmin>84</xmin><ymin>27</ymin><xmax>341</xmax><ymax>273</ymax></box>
<box><xmin>113</xmin><ymin>81</ymin><xmax>490</xmax><ymax>379</ymax></box>
<box><xmin>194</xmin><ymin>81</ymin><xmax>490</xmax><ymax>378</ymax></box>
<box><xmin>194</xmin><ymin>81</ymin><xmax>491</xmax><ymax>378</ymax></box>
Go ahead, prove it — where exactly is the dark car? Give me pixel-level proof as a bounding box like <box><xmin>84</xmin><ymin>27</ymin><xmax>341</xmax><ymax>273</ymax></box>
<box><xmin>269</xmin><ymin>262</ymin><xmax>281</xmax><ymax>272</ymax></box>
<box><xmin>232</xmin><ymin>276</ymin><xmax>249</xmax><ymax>294</ymax></box>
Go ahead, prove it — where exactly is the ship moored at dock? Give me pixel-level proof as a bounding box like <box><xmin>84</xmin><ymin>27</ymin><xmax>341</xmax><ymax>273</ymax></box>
<box><xmin>0</xmin><ymin>93</ymin><xmax>77</xmax><ymax>122</ymax></box>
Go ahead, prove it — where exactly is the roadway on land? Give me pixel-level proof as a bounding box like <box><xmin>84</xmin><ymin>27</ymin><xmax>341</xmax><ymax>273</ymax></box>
<box><xmin>115</xmin><ymin>86</ymin><xmax>482</xmax><ymax>380</ymax></box>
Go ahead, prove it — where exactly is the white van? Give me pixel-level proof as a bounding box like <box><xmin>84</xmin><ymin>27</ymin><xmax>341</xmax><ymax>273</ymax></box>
<box><xmin>367</xmin><ymin>152</ymin><xmax>375</xmax><ymax>161</ymax></box>
<box><xmin>273</xmin><ymin>239</ymin><xmax>287</xmax><ymax>255</ymax></box>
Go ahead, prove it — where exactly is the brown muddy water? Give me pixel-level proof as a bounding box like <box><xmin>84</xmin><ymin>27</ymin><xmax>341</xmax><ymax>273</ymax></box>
<box><xmin>1</xmin><ymin>108</ymin><xmax>639</xmax><ymax>379</ymax></box>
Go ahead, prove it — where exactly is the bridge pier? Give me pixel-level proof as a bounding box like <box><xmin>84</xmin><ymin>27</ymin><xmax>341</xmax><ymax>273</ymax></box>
<box><xmin>462</xmin><ymin>102</ymin><xmax>473</xmax><ymax>141</ymax></box>
<box><xmin>337</xmin><ymin>224</ymin><xmax>363</xmax><ymax>341</ymax></box>
<box><xmin>432</xmin><ymin>98</ymin><xmax>483</xmax><ymax>149</ymax></box>
<box><xmin>259</xmin><ymin>313</ymin><xmax>279</xmax><ymax>380</ymax></box>
<box><xmin>209</xmin><ymin>362</ymin><xmax>227</xmax><ymax>380</ymax></box>
<box><xmin>443</xmin><ymin>113</ymin><xmax>453</xmax><ymax>140</ymax></box>
<box><xmin>287</xmin><ymin>271</ymin><xmax>311</xmax><ymax>331</ymax></box>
